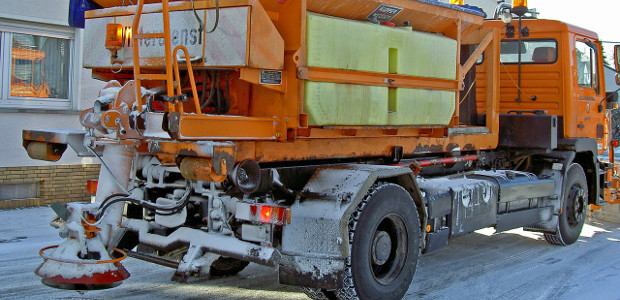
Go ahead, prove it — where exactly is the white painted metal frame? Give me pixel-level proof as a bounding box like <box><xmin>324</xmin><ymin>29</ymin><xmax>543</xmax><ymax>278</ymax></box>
<box><xmin>0</xmin><ymin>22</ymin><xmax>77</xmax><ymax>110</ymax></box>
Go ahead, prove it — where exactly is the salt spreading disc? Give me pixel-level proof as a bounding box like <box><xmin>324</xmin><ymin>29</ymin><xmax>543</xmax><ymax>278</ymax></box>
<box><xmin>36</xmin><ymin>260</ymin><xmax>130</xmax><ymax>290</ymax></box>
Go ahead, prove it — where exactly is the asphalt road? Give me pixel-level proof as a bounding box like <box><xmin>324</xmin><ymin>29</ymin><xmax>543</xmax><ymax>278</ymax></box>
<box><xmin>1</xmin><ymin>207</ymin><xmax>620</xmax><ymax>300</ymax></box>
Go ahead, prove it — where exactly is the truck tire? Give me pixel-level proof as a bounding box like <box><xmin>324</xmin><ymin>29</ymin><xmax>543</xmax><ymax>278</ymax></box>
<box><xmin>302</xmin><ymin>288</ymin><xmax>337</xmax><ymax>300</ymax></box>
<box><xmin>544</xmin><ymin>163</ymin><xmax>588</xmax><ymax>246</ymax></box>
<box><xmin>336</xmin><ymin>183</ymin><xmax>421</xmax><ymax>300</ymax></box>
<box><xmin>209</xmin><ymin>256</ymin><xmax>250</xmax><ymax>277</ymax></box>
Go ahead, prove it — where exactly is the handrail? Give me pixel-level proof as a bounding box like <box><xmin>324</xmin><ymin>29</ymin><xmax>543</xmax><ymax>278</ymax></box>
<box><xmin>173</xmin><ymin>45</ymin><xmax>202</xmax><ymax>115</ymax></box>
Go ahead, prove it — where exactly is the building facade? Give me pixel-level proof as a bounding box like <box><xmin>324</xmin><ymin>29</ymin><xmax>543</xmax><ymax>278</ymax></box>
<box><xmin>0</xmin><ymin>0</ymin><xmax>105</xmax><ymax>209</ymax></box>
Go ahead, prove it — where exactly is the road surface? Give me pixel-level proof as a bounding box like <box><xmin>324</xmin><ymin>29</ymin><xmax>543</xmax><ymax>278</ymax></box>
<box><xmin>1</xmin><ymin>206</ymin><xmax>619</xmax><ymax>299</ymax></box>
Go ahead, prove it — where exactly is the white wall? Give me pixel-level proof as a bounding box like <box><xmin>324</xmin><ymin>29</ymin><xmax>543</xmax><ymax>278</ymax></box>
<box><xmin>0</xmin><ymin>0</ymin><xmax>106</xmax><ymax>167</ymax></box>
<box><xmin>0</xmin><ymin>0</ymin><xmax>71</xmax><ymax>26</ymax></box>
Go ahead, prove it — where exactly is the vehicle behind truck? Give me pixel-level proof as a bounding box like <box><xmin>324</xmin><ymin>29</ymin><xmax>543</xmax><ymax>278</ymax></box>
<box><xmin>23</xmin><ymin>0</ymin><xmax>620</xmax><ymax>299</ymax></box>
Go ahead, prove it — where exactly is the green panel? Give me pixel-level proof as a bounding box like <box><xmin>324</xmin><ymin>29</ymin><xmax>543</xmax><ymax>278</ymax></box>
<box><xmin>306</xmin><ymin>13</ymin><xmax>457</xmax><ymax>80</ymax></box>
<box><xmin>306</xmin><ymin>13</ymin><xmax>388</xmax><ymax>74</ymax></box>
<box><xmin>388</xmin><ymin>88</ymin><xmax>456</xmax><ymax>125</ymax></box>
<box><xmin>304</xmin><ymin>82</ymin><xmax>455</xmax><ymax>126</ymax></box>
<box><xmin>304</xmin><ymin>81</ymin><xmax>388</xmax><ymax>126</ymax></box>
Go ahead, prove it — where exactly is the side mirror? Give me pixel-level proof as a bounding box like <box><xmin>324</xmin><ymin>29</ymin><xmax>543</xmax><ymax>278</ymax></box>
<box><xmin>616</xmin><ymin>73</ymin><xmax>620</xmax><ymax>86</ymax></box>
<box><xmin>606</xmin><ymin>92</ymin><xmax>619</xmax><ymax>109</ymax></box>
<box><xmin>614</xmin><ymin>44</ymin><xmax>620</xmax><ymax>72</ymax></box>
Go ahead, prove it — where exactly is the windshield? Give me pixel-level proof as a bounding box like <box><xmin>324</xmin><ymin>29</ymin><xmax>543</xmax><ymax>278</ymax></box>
<box><xmin>500</xmin><ymin>39</ymin><xmax>558</xmax><ymax>64</ymax></box>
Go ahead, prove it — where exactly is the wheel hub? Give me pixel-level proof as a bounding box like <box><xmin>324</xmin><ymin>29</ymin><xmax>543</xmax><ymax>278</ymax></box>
<box><xmin>372</xmin><ymin>231</ymin><xmax>392</xmax><ymax>266</ymax></box>
<box><xmin>567</xmin><ymin>186</ymin><xmax>586</xmax><ymax>227</ymax></box>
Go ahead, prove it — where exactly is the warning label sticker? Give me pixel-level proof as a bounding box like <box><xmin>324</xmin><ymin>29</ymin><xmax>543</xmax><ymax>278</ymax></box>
<box><xmin>367</xmin><ymin>4</ymin><xmax>403</xmax><ymax>22</ymax></box>
<box><xmin>260</xmin><ymin>70</ymin><xmax>282</xmax><ymax>85</ymax></box>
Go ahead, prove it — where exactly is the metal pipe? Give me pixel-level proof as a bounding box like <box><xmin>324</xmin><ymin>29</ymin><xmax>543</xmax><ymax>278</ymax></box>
<box><xmin>123</xmin><ymin>219</ymin><xmax>282</xmax><ymax>267</ymax></box>
<box><xmin>128</xmin><ymin>251</ymin><xmax>180</xmax><ymax>269</ymax></box>
<box><xmin>417</xmin><ymin>154</ymin><xmax>479</xmax><ymax>167</ymax></box>
<box><xmin>517</xmin><ymin>16</ymin><xmax>523</xmax><ymax>103</ymax></box>
<box><xmin>95</xmin><ymin>145</ymin><xmax>134</xmax><ymax>246</ymax></box>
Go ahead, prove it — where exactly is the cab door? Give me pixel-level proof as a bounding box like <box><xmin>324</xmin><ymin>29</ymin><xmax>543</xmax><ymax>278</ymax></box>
<box><xmin>566</xmin><ymin>36</ymin><xmax>606</xmax><ymax>153</ymax></box>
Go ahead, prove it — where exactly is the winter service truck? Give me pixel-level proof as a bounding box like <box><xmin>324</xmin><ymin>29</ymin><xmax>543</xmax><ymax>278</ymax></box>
<box><xmin>23</xmin><ymin>0</ymin><xmax>620</xmax><ymax>299</ymax></box>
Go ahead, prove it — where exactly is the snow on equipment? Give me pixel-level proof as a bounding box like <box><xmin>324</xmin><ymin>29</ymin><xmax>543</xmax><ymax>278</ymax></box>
<box><xmin>25</xmin><ymin>0</ymin><xmax>620</xmax><ymax>299</ymax></box>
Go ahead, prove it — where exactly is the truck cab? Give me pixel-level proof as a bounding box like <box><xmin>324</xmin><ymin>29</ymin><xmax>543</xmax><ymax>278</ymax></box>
<box><xmin>477</xmin><ymin>19</ymin><xmax>608</xmax><ymax>152</ymax></box>
<box><xmin>470</xmin><ymin>17</ymin><xmax>616</xmax><ymax>209</ymax></box>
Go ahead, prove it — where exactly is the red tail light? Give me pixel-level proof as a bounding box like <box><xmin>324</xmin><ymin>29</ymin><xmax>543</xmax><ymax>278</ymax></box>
<box><xmin>86</xmin><ymin>180</ymin><xmax>98</xmax><ymax>195</ymax></box>
<box><xmin>259</xmin><ymin>205</ymin><xmax>290</xmax><ymax>225</ymax></box>
<box><xmin>236</xmin><ymin>202</ymin><xmax>292</xmax><ymax>226</ymax></box>
<box><xmin>254</xmin><ymin>205</ymin><xmax>290</xmax><ymax>226</ymax></box>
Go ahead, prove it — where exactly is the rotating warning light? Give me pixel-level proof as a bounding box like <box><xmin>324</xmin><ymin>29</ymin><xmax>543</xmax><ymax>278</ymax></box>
<box><xmin>450</xmin><ymin>0</ymin><xmax>464</xmax><ymax>5</ymax></box>
<box><xmin>512</xmin><ymin>0</ymin><xmax>527</xmax><ymax>8</ymax></box>
<box><xmin>105</xmin><ymin>23</ymin><xmax>126</xmax><ymax>64</ymax></box>
<box><xmin>105</xmin><ymin>23</ymin><xmax>123</xmax><ymax>50</ymax></box>
<box><xmin>512</xmin><ymin>0</ymin><xmax>528</xmax><ymax>17</ymax></box>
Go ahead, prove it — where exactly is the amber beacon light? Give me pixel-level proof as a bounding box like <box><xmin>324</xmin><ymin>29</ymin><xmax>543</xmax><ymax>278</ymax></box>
<box><xmin>105</xmin><ymin>23</ymin><xmax>123</xmax><ymax>50</ymax></box>
<box><xmin>512</xmin><ymin>0</ymin><xmax>528</xmax><ymax>16</ymax></box>
<box><xmin>105</xmin><ymin>23</ymin><xmax>124</xmax><ymax>63</ymax></box>
<box><xmin>450</xmin><ymin>0</ymin><xmax>464</xmax><ymax>5</ymax></box>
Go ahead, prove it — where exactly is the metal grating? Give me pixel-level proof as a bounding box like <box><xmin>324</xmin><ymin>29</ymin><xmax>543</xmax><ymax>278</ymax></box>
<box><xmin>0</xmin><ymin>182</ymin><xmax>39</xmax><ymax>200</ymax></box>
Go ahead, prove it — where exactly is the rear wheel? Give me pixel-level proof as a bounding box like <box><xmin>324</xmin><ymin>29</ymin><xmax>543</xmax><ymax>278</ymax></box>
<box><xmin>209</xmin><ymin>256</ymin><xmax>250</xmax><ymax>277</ymax></box>
<box><xmin>544</xmin><ymin>163</ymin><xmax>588</xmax><ymax>246</ymax></box>
<box><xmin>336</xmin><ymin>183</ymin><xmax>421</xmax><ymax>300</ymax></box>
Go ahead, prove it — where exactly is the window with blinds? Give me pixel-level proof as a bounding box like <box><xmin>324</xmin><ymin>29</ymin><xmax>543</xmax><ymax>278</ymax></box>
<box><xmin>0</xmin><ymin>25</ymin><xmax>75</xmax><ymax>110</ymax></box>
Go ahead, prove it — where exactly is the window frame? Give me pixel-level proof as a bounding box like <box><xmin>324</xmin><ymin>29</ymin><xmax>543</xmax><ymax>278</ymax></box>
<box><xmin>575</xmin><ymin>39</ymin><xmax>600</xmax><ymax>93</ymax></box>
<box><xmin>499</xmin><ymin>38</ymin><xmax>559</xmax><ymax>65</ymax></box>
<box><xmin>0</xmin><ymin>22</ymin><xmax>77</xmax><ymax>110</ymax></box>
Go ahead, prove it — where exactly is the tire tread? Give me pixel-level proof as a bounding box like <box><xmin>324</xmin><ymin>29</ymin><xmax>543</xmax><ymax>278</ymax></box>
<box><xmin>544</xmin><ymin>163</ymin><xmax>587</xmax><ymax>246</ymax></box>
<box><xmin>333</xmin><ymin>182</ymin><xmax>421</xmax><ymax>300</ymax></box>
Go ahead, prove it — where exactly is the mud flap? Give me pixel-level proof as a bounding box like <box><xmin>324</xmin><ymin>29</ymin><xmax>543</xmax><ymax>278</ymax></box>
<box><xmin>278</xmin><ymin>255</ymin><xmax>344</xmax><ymax>290</ymax></box>
<box><xmin>278</xmin><ymin>164</ymin><xmax>422</xmax><ymax>289</ymax></box>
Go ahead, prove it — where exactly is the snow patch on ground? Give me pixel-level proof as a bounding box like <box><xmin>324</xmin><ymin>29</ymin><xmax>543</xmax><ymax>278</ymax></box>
<box><xmin>2</xmin><ymin>206</ymin><xmax>620</xmax><ymax>299</ymax></box>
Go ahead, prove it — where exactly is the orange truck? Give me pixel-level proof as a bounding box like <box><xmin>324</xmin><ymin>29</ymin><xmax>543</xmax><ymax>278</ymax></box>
<box><xmin>23</xmin><ymin>0</ymin><xmax>620</xmax><ymax>299</ymax></box>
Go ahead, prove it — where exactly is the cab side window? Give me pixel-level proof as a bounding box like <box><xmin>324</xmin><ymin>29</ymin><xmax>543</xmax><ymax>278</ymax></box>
<box><xmin>576</xmin><ymin>41</ymin><xmax>599</xmax><ymax>92</ymax></box>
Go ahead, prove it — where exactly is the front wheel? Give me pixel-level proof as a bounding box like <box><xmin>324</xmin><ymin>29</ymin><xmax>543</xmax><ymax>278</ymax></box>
<box><xmin>544</xmin><ymin>163</ymin><xmax>588</xmax><ymax>246</ymax></box>
<box><xmin>336</xmin><ymin>183</ymin><xmax>421</xmax><ymax>300</ymax></box>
